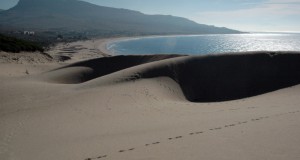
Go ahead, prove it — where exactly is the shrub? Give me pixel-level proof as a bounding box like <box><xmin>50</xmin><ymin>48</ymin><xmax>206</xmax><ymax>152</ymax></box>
<box><xmin>0</xmin><ymin>34</ymin><xmax>44</xmax><ymax>53</ymax></box>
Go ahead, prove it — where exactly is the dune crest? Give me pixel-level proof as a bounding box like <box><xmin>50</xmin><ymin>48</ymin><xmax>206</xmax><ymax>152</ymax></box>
<box><xmin>39</xmin><ymin>51</ymin><xmax>300</xmax><ymax>102</ymax></box>
<box><xmin>40</xmin><ymin>54</ymin><xmax>183</xmax><ymax>83</ymax></box>
<box><xmin>140</xmin><ymin>51</ymin><xmax>300</xmax><ymax>102</ymax></box>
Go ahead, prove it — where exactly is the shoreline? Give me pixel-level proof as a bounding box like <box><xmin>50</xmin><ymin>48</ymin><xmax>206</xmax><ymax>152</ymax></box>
<box><xmin>92</xmin><ymin>32</ymin><xmax>300</xmax><ymax>55</ymax></box>
<box><xmin>95</xmin><ymin>34</ymin><xmax>242</xmax><ymax>56</ymax></box>
<box><xmin>47</xmin><ymin>32</ymin><xmax>282</xmax><ymax>59</ymax></box>
<box><xmin>95</xmin><ymin>37</ymin><xmax>130</xmax><ymax>56</ymax></box>
<box><xmin>46</xmin><ymin>35</ymin><xmax>181</xmax><ymax>62</ymax></box>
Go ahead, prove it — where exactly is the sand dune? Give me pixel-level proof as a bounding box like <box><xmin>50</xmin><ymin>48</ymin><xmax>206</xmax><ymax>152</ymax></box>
<box><xmin>40</xmin><ymin>54</ymin><xmax>183</xmax><ymax>84</ymax></box>
<box><xmin>140</xmin><ymin>51</ymin><xmax>300</xmax><ymax>102</ymax></box>
<box><xmin>40</xmin><ymin>51</ymin><xmax>300</xmax><ymax>102</ymax></box>
<box><xmin>1</xmin><ymin>51</ymin><xmax>300</xmax><ymax>160</ymax></box>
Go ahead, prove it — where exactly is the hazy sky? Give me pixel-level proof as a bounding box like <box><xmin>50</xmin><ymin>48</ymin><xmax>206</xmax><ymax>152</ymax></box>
<box><xmin>1</xmin><ymin>0</ymin><xmax>300</xmax><ymax>32</ymax></box>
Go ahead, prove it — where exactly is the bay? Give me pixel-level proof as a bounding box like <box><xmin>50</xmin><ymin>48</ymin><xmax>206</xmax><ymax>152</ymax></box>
<box><xmin>107</xmin><ymin>33</ymin><xmax>300</xmax><ymax>55</ymax></box>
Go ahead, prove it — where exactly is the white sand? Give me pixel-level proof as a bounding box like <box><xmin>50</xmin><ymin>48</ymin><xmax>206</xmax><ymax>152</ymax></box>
<box><xmin>1</xmin><ymin>41</ymin><xmax>300</xmax><ymax>160</ymax></box>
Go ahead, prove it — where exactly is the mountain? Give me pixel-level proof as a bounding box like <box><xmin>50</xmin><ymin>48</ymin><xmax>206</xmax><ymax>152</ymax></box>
<box><xmin>0</xmin><ymin>0</ymin><xmax>241</xmax><ymax>37</ymax></box>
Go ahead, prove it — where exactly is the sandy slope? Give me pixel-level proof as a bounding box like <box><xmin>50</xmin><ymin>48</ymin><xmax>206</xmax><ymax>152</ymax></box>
<box><xmin>47</xmin><ymin>38</ymin><xmax>113</xmax><ymax>63</ymax></box>
<box><xmin>1</xmin><ymin>49</ymin><xmax>300</xmax><ymax>160</ymax></box>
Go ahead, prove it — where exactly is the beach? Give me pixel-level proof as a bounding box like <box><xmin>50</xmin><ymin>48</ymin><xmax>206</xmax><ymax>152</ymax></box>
<box><xmin>1</xmin><ymin>38</ymin><xmax>300</xmax><ymax>160</ymax></box>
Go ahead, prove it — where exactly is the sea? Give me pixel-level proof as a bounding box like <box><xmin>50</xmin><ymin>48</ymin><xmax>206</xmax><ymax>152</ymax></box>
<box><xmin>107</xmin><ymin>33</ymin><xmax>300</xmax><ymax>55</ymax></box>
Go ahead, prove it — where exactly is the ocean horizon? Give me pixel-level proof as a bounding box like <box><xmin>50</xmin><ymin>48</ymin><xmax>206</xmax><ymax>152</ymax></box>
<box><xmin>107</xmin><ymin>33</ymin><xmax>300</xmax><ymax>55</ymax></box>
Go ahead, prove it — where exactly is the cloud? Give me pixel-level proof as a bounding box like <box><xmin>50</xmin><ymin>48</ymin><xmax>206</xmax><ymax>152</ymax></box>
<box><xmin>191</xmin><ymin>0</ymin><xmax>300</xmax><ymax>31</ymax></box>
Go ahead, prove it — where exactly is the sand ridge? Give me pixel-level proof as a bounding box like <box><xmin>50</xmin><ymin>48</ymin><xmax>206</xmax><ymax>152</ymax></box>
<box><xmin>38</xmin><ymin>51</ymin><xmax>300</xmax><ymax>102</ymax></box>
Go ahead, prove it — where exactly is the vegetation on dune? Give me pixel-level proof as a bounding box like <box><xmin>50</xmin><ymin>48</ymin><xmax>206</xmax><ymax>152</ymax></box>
<box><xmin>0</xmin><ymin>34</ymin><xmax>44</xmax><ymax>53</ymax></box>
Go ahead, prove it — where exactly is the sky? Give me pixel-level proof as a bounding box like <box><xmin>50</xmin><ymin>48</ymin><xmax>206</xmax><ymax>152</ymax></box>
<box><xmin>0</xmin><ymin>0</ymin><xmax>299</xmax><ymax>32</ymax></box>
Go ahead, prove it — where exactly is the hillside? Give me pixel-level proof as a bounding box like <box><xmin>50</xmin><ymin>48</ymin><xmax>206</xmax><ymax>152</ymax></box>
<box><xmin>0</xmin><ymin>0</ymin><xmax>241</xmax><ymax>37</ymax></box>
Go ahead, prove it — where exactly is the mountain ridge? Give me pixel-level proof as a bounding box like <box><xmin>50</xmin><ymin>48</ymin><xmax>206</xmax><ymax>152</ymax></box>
<box><xmin>0</xmin><ymin>0</ymin><xmax>242</xmax><ymax>38</ymax></box>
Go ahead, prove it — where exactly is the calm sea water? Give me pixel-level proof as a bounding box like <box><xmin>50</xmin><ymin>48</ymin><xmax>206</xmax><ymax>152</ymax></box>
<box><xmin>107</xmin><ymin>33</ymin><xmax>300</xmax><ymax>55</ymax></box>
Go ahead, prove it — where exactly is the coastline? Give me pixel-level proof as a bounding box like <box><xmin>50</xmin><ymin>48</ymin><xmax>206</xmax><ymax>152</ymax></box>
<box><xmin>47</xmin><ymin>36</ymin><xmax>141</xmax><ymax>63</ymax></box>
<box><xmin>95</xmin><ymin>33</ymin><xmax>300</xmax><ymax>56</ymax></box>
<box><xmin>46</xmin><ymin>35</ymin><xmax>178</xmax><ymax>62</ymax></box>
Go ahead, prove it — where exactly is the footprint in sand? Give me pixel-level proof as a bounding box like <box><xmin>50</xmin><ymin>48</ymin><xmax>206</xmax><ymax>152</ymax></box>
<box><xmin>97</xmin><ymin>155</ymin><xmax>107</xmax><ymax>159</ymax></box>
<box><xmin>87</xmin><ymin>111</ymin><xmax>300</xmax><ymax>160</ymax></box>
<box><xmin>119</xmin><ymin>150</ymin><xmax>126</xmax><ymax>153</ymax></box>
<box><xmin>189</xmin><ymin>131</ymin><xmax>202</xmax><ymax>135</ymax></box>
<box><xmin>211</xmin><ymin>127</ymin><xmax>222</xmax><ymax>130</ymax></box>
<box><xmin>119</xmin><ymin>148</ymin><xmax>135</xmax><ymax>153</ymax></box>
